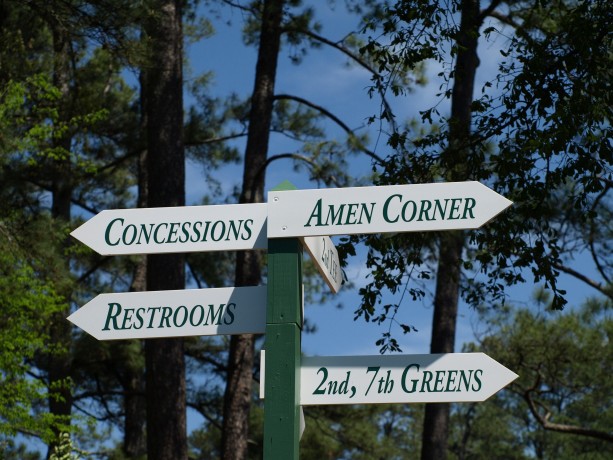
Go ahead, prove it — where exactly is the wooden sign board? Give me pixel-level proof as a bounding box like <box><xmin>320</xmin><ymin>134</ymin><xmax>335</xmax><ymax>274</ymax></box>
<box><xmin>68</xmin><ymin>286</ymin><xmax>266</xmax><ymax>340</ymax></box>
<box><xmin>268</xmin><ymin>181</ymin><xmax>512</xmax><ymax>238</ymax></box>
<box><xmin>71</xmin><ymin>203</ymin><xmax>268</xmax><ymax>255</ymax></box>
<box><xmin>299</xmin><ymin>353</ymin><xmax>518</xmax><ymax>405</ymax></box>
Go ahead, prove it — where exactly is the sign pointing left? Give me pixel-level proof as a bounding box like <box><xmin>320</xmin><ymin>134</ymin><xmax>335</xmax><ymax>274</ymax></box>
<box><xmin>68</xmin><ymin>286</ymin><xmax>266</xmax><ymax>340</ymax></box>
<box><xmin>71</xmin><ymin>203</ymin><xmax>268</xmax><ymax>255</ymax></box>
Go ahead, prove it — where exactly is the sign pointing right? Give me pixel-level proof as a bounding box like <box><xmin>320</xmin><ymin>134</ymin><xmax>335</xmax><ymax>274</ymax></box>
<box><xmin>300</xmin><ymin>353</ymin><xmax>518</xmax><ymax>405</ymax></box>
<box><xmin>268</xmin><ymin>181</ymin><xmax>512</xmax><ymax>238</ymax></box>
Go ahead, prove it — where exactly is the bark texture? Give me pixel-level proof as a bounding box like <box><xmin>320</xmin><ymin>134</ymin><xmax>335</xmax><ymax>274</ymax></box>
<box><xmin>221</xmin><ymin>1</ymin><xmax>284</xmax><ymax>459</ymax></box>
<box><xmin>122</xmin><ymin>66</ymin><xmax>149</xmax><ymax>460</ymax></box>
<box><xmin>421</xmin><ymin>1</ymin><xmax>481</xmax><ymax>459</ymax></box>
<box><xmin>143</xmin><ymin>1</ymin><xmax>187</xmax><ymax>459</ymax></box>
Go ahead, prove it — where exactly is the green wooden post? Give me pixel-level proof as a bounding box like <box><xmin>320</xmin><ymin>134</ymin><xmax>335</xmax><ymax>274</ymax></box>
<box><xmin>263</xmin><ymin>182</ymin><xmax>302</xmax><ymax>459</ymax></box>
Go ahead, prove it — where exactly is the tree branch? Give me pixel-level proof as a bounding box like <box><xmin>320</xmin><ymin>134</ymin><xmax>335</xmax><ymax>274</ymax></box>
<box><xmin>523</xmin><ymin>390</ymin><xmax>613</xmax><ymax>442</ymax></box>
<box><xmin>589</xmin><ymin>183</ymin><xmax>612</xmax><ymax>284</ymax></box>
<box><xmin>185</xmin><ymin>132</ymin><xmax>247</xmax><ymax>147</ymax></box>
<box><xmin>274</xmin><ymin>93</ymin><xmax>383</xmax><ymax>164</ymax></box>
<box><xmin>185</xmin><ymin>349</ymin><xmax>227</xmax><ymax>375</ymax></box>
<box><xmin>219</xmin><ymin>0</ymin><xmax>259</xmax><ymax>16</ymax></box>
<box><xmin>552</xmin><ymin>262</ymin><xmax>612</xmax><ymax>300</ymax></box>
<box><xmin>186</xmin><ymin>401</ymin><xmax>223</xmax><ymax>431</ymax></box>
<box><xmin>479</xmin><ymin>0</ymin><xmax>506</xmax><ymax>22</ymax></box>
<box><xmin>283</xmin><ymin>26</ymin><xmax>399</xmax><ymax>134</ymax></box>
<box><xmin>75</xmin><ymin>257</ymin><xmax>111</xmax><ymax>284</ymax></box>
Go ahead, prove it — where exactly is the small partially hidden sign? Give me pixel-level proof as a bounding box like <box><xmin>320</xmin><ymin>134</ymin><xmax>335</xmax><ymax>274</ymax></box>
<box><xmin>68</xmin><ymin>286</ymin><xmax>266</xmax><ymax>340</ymax></box>
<box><xmin>300</xmin><ymin>353</ymin><xmax>518</xmax><ymax>405</ymax></box>
<box><xmin>301</xmin><ymin>236</ymin><xmax>342</xmax><ymax>293</ymax></box>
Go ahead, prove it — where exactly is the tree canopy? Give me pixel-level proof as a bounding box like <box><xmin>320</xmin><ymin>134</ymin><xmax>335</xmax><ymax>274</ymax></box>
<box><xmin>0</xmin><ymin>0</ymin><xmax>611</xmax><ymax>458</ymax></box>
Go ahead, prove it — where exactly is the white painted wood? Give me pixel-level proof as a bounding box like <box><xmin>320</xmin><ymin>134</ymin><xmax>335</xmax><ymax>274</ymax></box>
<box><xmin>268</xmin><ymin>181</ymin><xmax>512</xmax><ymax>238</ymax></box>
<box><xmin>300</xmin><ymin>353</ymin><xmax>518</xmax><ymax>405</ymax></box>
<box><xmin>71</xmin><ymin>203</ymin><xmax>268</xmax><ymax>255</ymax></box>
<box><xmin>68</xmin><ymin>286</ymin><xmax>266</xmax><ymax>340</ymax></box>
<box><xmin>260</xmin><ymin>350</ymin><xmax>266</xmax><ymax>399</ymax></box>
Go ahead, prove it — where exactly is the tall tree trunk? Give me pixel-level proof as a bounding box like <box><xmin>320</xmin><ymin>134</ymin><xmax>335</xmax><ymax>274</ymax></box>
<box><xmin>420</xmin><ymin>233</ymin><xmax>464</xmax><ymax>460</ymax></box>
<box><xmin>46</xmin><ymin>21</ymin><xmax>74</xmax><ymax>460</ymax></box>
<box><xmin>143</xmin><ymin>1</ymin><xmax>187</xmax><ymax>459</ymax></box>
<box><xmin>421</xmin><ymin>1</ymin><xmax>481</xmax><ymax>460</ymax></box>
<box><xmin>221</xmin><ymin>1</ymin><xmax>284</xmax><ymax>458</ymax></box>
<box><xmin>123</xmin><ymin>88</ymin><xmax>148</xmax><ymax>457</ymax></box>
<box><xmin>123</xmin><ymin>360</ymin><xmax>146</xmax><ymax>458</ymax></box>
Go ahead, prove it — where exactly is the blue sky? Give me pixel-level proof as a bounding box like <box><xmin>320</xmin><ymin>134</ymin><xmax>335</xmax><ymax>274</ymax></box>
<box><xmin>182</xmin><ymin>3</ymin><xmax>497</xmax><ymax>357</ymax></box>
<box><xmin>182</xmin><ymin>5</ymin><xmax>420</xmax><ymax>355</ymax></box>
<box><xmin>182</xmin><ymin>2</ymin><xmax>607</xmax><ymax>359</ymax></box>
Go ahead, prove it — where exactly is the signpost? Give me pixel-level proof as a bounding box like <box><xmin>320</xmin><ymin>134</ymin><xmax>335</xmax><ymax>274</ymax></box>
<box><xmin>67</xmin><ymin>286</ymin><xmax>266</xmax><ymax>340</ymax></box>
<box><xmin>71</xmin><ymin>202</ymin><xmax>268</xmax><ymax>255</ymax></box>
<box><xmin>68</xmin><ymin>180</ymin><xmax>515</xmax><ymax>460</ymax></box>
<box><xmin>263</xmin><ymin>183</ymin><xmax>303</xmax><ymax>459</ymax></box>
<box><xmin>300</xmin><ymin>353</ymin><xmax>518</xmax><ymax>405</ymax></box>
<box><xmin>268</xmin><ymin>181</ymin><xmax>512</xmax><ymax>238</ymax></box>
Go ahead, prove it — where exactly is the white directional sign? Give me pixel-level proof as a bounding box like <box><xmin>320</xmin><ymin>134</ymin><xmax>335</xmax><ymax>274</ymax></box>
<box><xmin>300</xmin><ymin>353</ymin><xmax>518</xmax><ymax>405</ymax></box>
<box><xmin>68</xmin><ymin>286</ymin><xmax>266</xmax><ymax>340</ymax></box>
<box><xmin>301</xmin><ymin>236</ymin><xmax>342</xmax><ymax>293</ymax></box>
<box><xmin>71</xmin><ymin>203</ymin><xmax>268</xmax><ymax>255</ymax></box>
<box><xmin>267</xmin><ymin>181</ymin><xmax>512</xmax><ymax>238</ymax></box>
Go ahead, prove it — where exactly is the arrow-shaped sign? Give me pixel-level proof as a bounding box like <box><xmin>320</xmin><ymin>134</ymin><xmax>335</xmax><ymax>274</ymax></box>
<box><xmin>71</xmin><ymin>203</ymin><xmax>267</xmax><ymax>255</ymax></box>
<box><xmin>68</xmin><ymin>286</ymin><xmax>266</xmax><ymax>340</ymax></box>
<box><xmin>268</xmin><ymin>181</ymin><xmax>512</xmax><ymax>238</ymax></box>
<box><xmin>301</xmin><ymin>236</ymin><xmax>342</xmax><ymax>293</ymax></box>
<box><xmin>299</xmin><ymin>353</ymin><xmax>518</xmax><ymax>405</ymax></box>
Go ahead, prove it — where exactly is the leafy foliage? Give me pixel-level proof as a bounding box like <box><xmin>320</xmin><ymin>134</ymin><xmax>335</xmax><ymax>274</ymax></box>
<box><xmin>49</xmin><ymin>433</ymin><xmax>83</xmax><ymax>460</ymax></box>
<box><xmin>462</xmin><ymin>296</ymin><xmax>613</xmax><ymax>458</ymax></box>
<box><xmin>301</xmin><ymin>404</ymin><xmax>422</xmax><ymax>459</ymax></box>
<box><xmin>1</xmin><ymin>0</ymin><xmax>611</xmax><ymax>456</ymax></box>
<box><xmin>0</xmin><ymin>219</ymin><xmax>65</xmax><ymax>441</ymax></box>
<box><xmin>338</xmin><ymin>0</ymin><xmax>612</xmax><ymax>351</ymax></box>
